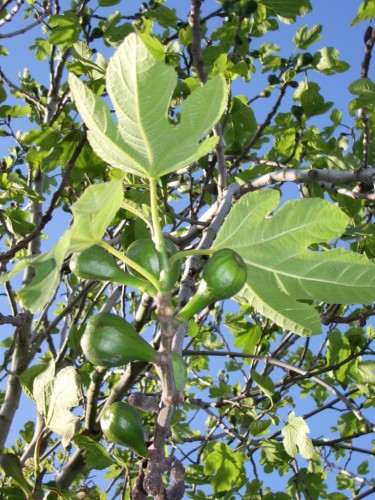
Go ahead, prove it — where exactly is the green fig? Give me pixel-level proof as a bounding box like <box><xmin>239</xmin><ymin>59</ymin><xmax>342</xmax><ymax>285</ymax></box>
<box><xmin>176</xmin><ymin>249</ymin><xmax>247</xmax><ymax>323</ymax></box>
<box><xmin>100</xmin><ymin>401</ymin><xmax>148</xmax><ymax>457</ymax></box>
<box><xmin>70</xmin><ymin>245</ymin><xmax>152</xmax><ymax>292</ymax></box>
<box><xmin>294</xmin><ymin>52</ymin><xmax>313</xmax><ymax>71</ymax></box>
<box><xmin>126</xmin><ymin>238</ymin><xmax>180</xmax><ymax>287</ymax></box>
<box><xmin>81</xmin><ymin>312</ymin><xmax>156</xmax><ymax>367</ymax></box>
<box><xmin>243</xmin><ymin>0</ymin><xmax>258</xmax><ymax>17</ymax></box>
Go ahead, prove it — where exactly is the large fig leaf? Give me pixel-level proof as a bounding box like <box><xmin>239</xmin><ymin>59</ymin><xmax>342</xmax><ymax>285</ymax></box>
<box><xmin>69</xmin><ymin>33</ymin><xmax>227</xmax><ymax>179</ymax></box>
<box><xmin>213</xmin><ymin>190</ymin><xmax>375</xmax><ymax>336</ymax></box>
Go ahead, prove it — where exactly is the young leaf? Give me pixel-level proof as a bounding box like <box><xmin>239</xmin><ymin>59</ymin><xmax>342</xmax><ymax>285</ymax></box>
<box><xmin>281</xmin><ymin>412</ymin><xmax>314</xmax><ymax>459</ymax></box>
<box><xmin>250</xmin><ymin>369</ymin><xmax>275</xmax><ymax>403</ymax></box>
<box><xmin>69</xmin><ymin>33</ymin><xmax>227</xmax><ymax>179</ymax></box>
<box><xmin>293</xmin><ymin>24</ymin><xmax>322</xmax><ymax>49</ymax></box>
<box><xmin>261</xmin><ymin>0</ymin><xmax>312</xmax><ymax>20</ymax></box>
<box><xmin>351</xmin><ymin>1</ymin><xmax>375</xmax><ymax>26</ymax></box>
<box><xmin>69</xmin><ymin>179</ymin><xmax>123</xmax><ymax>251</ymax></box>
<box><xmin>213</xmin><ymin>189</ymin><xmax>375</xmax><ymax>336</ymax></box>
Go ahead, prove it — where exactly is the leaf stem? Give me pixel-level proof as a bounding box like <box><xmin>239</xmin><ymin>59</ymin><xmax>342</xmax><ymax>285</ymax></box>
<box><xmin>149</xmin><ymin>178</ymin><xmax>171</xmax><ymax>292</ymax></box>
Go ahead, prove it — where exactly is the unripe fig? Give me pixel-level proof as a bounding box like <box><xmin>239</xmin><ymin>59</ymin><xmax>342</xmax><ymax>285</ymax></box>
<box><xmin>294</xmin><ymin>52</ymin><xmax>313</xmax><ymax>71</ymax></box>
<box><xmin>222</xmin><ymin>0</ymin><xmax>234</xmax><ymax>13</ymax></box>
<box><xmin>100</xmin><ymin>402</ymin><xmax>148</xmax><ymax>457</ymax></box>
<box><xmin>176</xmin><ymin>249</ymin><xmax>247</xmax><ymax>322</ymax></box>
<box><xmin>291</xmin><ymin>105</ymin><xmax>304</xmax><ymax>121</ymax></box>
<box><xmin>70</xmin><ymin>245</ymin><xmax>150</xmax><ymax>291</ymax></box>
<box><xmin>268</xmin><ymin>74</ymin><xmax>281</xmax><ymax>85</ymax></box>
<box><xmin>81</xmin><ymin>312</ymin><xmax>156</xmax><ymax>367</ymax></box>
<box><xmin>243</xmin><ymin>0</ymin><xmax>258</xmax><ymax>17</ymax></box>
<box><xmin>126</xmin><ymin>238</ymin><xmax>180</xmax><ymax>286</ymax></box>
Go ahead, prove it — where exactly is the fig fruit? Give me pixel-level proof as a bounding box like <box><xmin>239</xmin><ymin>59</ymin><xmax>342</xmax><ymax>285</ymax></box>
<box><xmin>100</xmin><ymin>402</ymin><xmax>148</xmax><ymax>457</ymax></box>
<box><xmin>81</xmin><ymin>312</ymin><xmax>156</xmax><ymax>367</ymax></box>
<box><xmin>176</xmin><ymin>248</ymin><xmax>247</xmax><ymax>322</ymax></box>
<box><xmin>126</xmin><ymin>238</ymin><xmax>180</xmax><ymax>287</ymax></box>
<box><xmin>70</xmin><ymin>245</ymin><xmax>150</xmax><ymax>291</ymax></box>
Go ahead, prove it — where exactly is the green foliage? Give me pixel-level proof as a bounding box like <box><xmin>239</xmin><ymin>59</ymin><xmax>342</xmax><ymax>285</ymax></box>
<box><xmin>69</xmin><ymin>34</ymin><xmax>227</xmax><ymax>178</ymax></box>
<box><xmin>0</xmin><ymin>1</ymin><xmax>375</xmax><ymax>498</ymax></box>
<box><xmin>214</xmin><ymin>189</ymin><xmax>375</xmax><ymax>335</ymax></box>
<box><xmin>203</xmin><ymin>443</ymin><xmax>247</xmax><ymax>493</ymax></box>
<box><xmin>281</xmin><ymin>412</ymin><xmax>315</xmax><ymax>459</ymax></box>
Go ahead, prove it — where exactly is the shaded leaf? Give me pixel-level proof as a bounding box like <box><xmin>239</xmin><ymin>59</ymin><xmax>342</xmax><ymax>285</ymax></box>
<box><xmin>295</xmin><ymin>82</ymin><xmax>333</xmax><ymax>117</ymax></box>
<box><xmin>223</xmin><ymin>96</ymin><xmax>257</xmax><ymax>148</ymax></box>
<box><xmin>249</xmin><ymin>419</ymin><xmax>272</xmax><ymax>437</ymax></box>
<box><xmin>17</xmin><ymin>232</ymin><xmax>71</xmax><ymax>313</ymax></box>
<box><xmin>74</xmin><ymin>435</ymin><xmax>113</xmax><ymax>470</ymax></box>
<box><xmin>251</xmin><ymin>370</ymin><xmax>274</xmax><ymax>402</ymax></box>
<box><xmin>69</xmin><ymin>33</ymin><xmax>227</xmax><ymax>179</ymax></box>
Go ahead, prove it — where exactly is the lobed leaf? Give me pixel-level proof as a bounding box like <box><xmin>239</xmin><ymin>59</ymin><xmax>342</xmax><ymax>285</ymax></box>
<box><xmin>33</xmin><ymin>361</ymin><xmax>82</xmax><ymax>448</ymax></box>
<box><xmin>214</xmin><ymin>189</ymin><xmax>375</xmax><ymax>335</ymax></box>
<box><xmin>281</xmin><ymin>412</ymin><xmax>314</xmax><ymax>459</ymax></box>
<box><xmin>293</xmin><ymin>24</ymin><xmax>322</xmax><ymax>49</ymax></box>
<box><xmin>69</xmin><ymin>33</ymin><xmax>227</xmax><ymax>179</ymax></box>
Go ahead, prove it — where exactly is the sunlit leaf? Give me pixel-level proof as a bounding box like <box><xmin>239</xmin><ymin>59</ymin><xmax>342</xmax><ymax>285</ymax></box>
<box><xmin>69</xmin><ymin>33</ymin><xmax>227</xmax><ymax>179</ymax></box>
<box><xmin>214</xmin><ymin>189</ymin><xmax>375</xmax><ymax>335</ymax></box>
<box><xmin>262</xmin><ymin>0</ymin><xmax>312</xmax><ymax>21</ymax></box>
<box><xmin>4</xmin><ymin>181</ymin><xmax>123</xmax><ymax>313</ymax></box>
<box><xmin>351</xmin><ymin>0</ymin><xmax>375</xmax><ymax>26</ymax></box>
<box><xmin>281</xmin><ymin>412</ymin><xmax>314</xmax><ymax>459</ymax></box>
<box><xmin>293</xmin><ymin>24</ymin><xmax>322</xmax><ymax>49</ymax></box>
<box><xmin>69</xmin><ymin>180</ymin><xmax>123</xmax><ymax>251</ymax></box>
